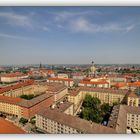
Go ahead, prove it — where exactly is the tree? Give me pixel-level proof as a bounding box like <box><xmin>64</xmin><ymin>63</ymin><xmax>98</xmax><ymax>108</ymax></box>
<box><xmin>101</xmin><ymin>103</ymin><xmax>111</xmax><ymax>115</ymax></box>
<box><xmin>80</xmin><ymin>95</ymin><xmax>103</xmax><ymax>123</ymax></box>
<box><xmin>82</xmin><ymin>95</ymin><xmax>101</xmax><ymax>110</ymax></box>
<box><xmin>20</xmin><ymin>94</ymin><xmax>35</xmax><ymax>100</ymax></box>
<box><xmin>19</xmin><ymin>117</ymin><xmax>28</xmax><ymax>125</ymax></box>
<box><xmin>80</xmin><ymin>95</ymin><xmax>112</xmax><ymax>124</ymax></box>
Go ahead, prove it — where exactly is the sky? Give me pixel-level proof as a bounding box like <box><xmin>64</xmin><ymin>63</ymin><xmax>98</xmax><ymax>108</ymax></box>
<box><xmin>0</xmin><ymin>7</ymin><xmax>140</xmax><ymax>65</ymax></box>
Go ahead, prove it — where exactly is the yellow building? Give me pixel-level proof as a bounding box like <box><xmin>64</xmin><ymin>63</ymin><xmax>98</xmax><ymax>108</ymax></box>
<box><xmin>127</xmin><ymin>93</ymin><xmax>139</xmax><ymax>107</ymax></box>
<box><xmin>0</xmin><ymin>96</ymin><xmax>22</xmax><ymax>117</ymax></box>
<box><xmin>68</xmin><ymin>87</ymin><xmax>128</xmax><ymax>113</ymax></box>
<box><xmin>0</xmin><ymin>81</ymin><xmax>48</xmax><ymax>97</ymax></box>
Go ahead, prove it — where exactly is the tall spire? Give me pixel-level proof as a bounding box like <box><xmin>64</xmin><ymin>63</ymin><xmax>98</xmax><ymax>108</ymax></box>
<box><xmin>91</xmin><ymin>60</ymin><xmax>94</xmax><ymax>66</ymax></box>
<box><xmin>39</xmin><ymin>62</ymin><xmax>42</xmax><ymax>69</ymax></box>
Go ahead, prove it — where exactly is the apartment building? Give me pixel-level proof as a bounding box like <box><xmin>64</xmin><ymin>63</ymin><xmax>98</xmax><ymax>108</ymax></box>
<box><xmin>0</xmin><ymin>96</ymin><xmax>22</xmax><ymax>117</ymax></box>
<box><xmin>78</xmin><ymin>80</ymin><xmax>109</xmax><ymax>88</ymax></box>
<box><xmin>127</xmin><ymin>92</ymin><xmax>140</xmax><ymax>107</ymax></box>
<box><xmin>0</xmin><ymin>83</ymin><xmax>68</xmax><ymax>119</ymax></box>
<box><xmin>68</xmin><ymin>87</ymin><xmax>127</xmax><ymax>113</ymax></box>
<box><xmin>47</xmin><ymin>77</ymin><xmax>74</xmax><ymax>87</ymax></box>
<box><xmin>0</xmin><ymin>80</ymin><xmax>48</xmax><ymax>97</ymax></box>
<box><xmin>108</xmin><ymin>105</ymin><xmax>140</xmax><ymax>133</ymax></box>
<box><xmin>0</xmin><ymin>80</ymin><xmax>34</xmax><ymax>97</ymax></box>
<box><xmin>57</xmin><ymin>73</ymin><xmax>69</xmax><ymax>79</ymax></box>
<box><xmin>0</xmin><ymin>72</ymin><xmax>28</xmax><ymax>83</ymax></box>
<box><xmin>53</xmin><ymin>101</ymin><xmax>74</xmax><ymax>115</ymax></box>
<box><xmin>35</xmin><ymin>109</ymin><xmax>116</xmax><ymax>134</ymax></box>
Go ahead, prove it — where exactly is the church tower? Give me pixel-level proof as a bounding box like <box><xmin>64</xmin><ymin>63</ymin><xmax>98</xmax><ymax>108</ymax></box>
<box><xmin>39</xmin><ymin>62</ymin><xmax>42</xmax><ymax>69</ymax></box>
<box><xmin>89</xmin><ymin>60</ymin><xmax>96</xmax><ymax>78</ymax></box>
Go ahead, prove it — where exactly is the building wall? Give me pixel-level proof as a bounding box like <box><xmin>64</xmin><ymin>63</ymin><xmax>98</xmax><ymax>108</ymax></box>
<box><xmin>55</xmin><ymin>88</ymin><xmax>68</xmax><ymax>103</ymax></box>
<box><xmin>58</xmin><ymin>74</ymin><xmax>68</xmax><ymax>78</ymax></box>
<box><xmin>1</xmin><ymin>77</ymin><xmax>19</xmax><ymax>83</ymax></box>
<box><xmin>48</xmin><ymin>80</ymin><xmax>74</xmax><ymax>87</ymax></box>
<box><xmin>127</xmin><ymin>97</ymin><xmax>139</xmax><ymax>107</ymax></box>
<box><xmin>68</xmin><ymin>92</ymin><xmax>83</xmax><ymax>112</ymax></box>
<box><xmin>127</xmin><ymin>113</ymin><xmax>140</xmax><ymax>129</ymax></box>
<box><xmin>21</xmin><ymin>96</ymin><xmax>54</xmax><ymax>119</ymax></box>
<box><xmin>0</xmin><ymin>102</ymin><xmax>21</xmax><ymax>117</ymax></box>
<box><xmin>1</xmin><ymin>75</ymin><xmax>28</xmax><ymax>83</ymax></box>
<box><xmin>78</xmin><ymin>83</ymin><xmax>109</xmax><ymax>88</ymax></box>
<box><xmin>36</xmin><ymin>114</ymin><xmax>79</xmax><ymax>134</ymax></box>
<box><xmin>33</xmin><ymin>84</ymin><xmax>47</xmax><ymax>94</ymax></box>
<box><xmin>2</xmin><ymin>85</ymin><xmax>34</xmax><ymax>97</ymax></box>
<box><xmin>68</xmin><ymin>90</ymin><xmax>125</xmax><ymax>112</ymax></box>
<box><xmin>2</xmin><ymin>84</ymin><xmax>47</xmax><ymax>97</ymax></box>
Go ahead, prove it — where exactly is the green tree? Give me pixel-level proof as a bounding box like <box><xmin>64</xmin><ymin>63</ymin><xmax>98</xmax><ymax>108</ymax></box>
<box><xmin>20</xmin><ymin>94</ymin><xmax>35</xmax><ymax>100</ymax></box>
<box><xmin>19</xmin><ymin>117</ymin><xmax>28</xmax><ymax>125</ymax></box>
<box><xmin>101</xmin><ymin>103</ymin><xmax>111</xmax><ymax>115</ymax></box>
<box><xmin>82</xmin><ymin>95</ymin><xmax>101</xmax><ymax>110</ymax></box>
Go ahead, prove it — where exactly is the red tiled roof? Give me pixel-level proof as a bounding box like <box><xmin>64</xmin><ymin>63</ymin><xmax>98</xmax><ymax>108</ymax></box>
<box><xmin>128</xmin><ymin>81</ymin><xmax>140</xmax><ymax>87</ymax></box>
<box><xmin>48</xmin><ymin>77</ymin><xmax>73</xmax><ymax>82</ymax></box>
<box><xmin>1</xmin><ymin>72</ymin><xmax>28</xmax><ymax>78</ymax></box>
<box><xmin>0</xmin><ymin>96</ymin><xmax>23</xmax><ymax>104</ymax></box>
<box><xmin>127</xmin><ymin>92</ymin><xmax>138</xmax><ymax>98</ymax></box>
<box><xmin>0</xmin><ymin>118</ymin><xmax>25</xmax><ymax>134</ymax></box>
<box><xmin>0</xmin><ymin>80</ymin><xmax>34</xmax><ymax>94</ymax></box>
<box><xmin>112</xmin><ymin>83</ymin><xmax>127</xmax><ymax>88</ymax></box>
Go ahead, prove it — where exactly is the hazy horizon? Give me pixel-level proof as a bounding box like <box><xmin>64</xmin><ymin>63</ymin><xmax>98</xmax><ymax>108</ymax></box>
<box><xmin>0</xmin><ymin>7</ymin><xmax>140</xmax><ymax>65</ymax></box>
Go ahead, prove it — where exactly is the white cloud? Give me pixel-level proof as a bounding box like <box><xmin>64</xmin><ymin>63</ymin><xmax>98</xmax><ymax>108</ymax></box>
<box><xmin>0</xmin><ymin>33</ymin><xmax>31</xmax><ymax>40</ymax></box>
<box><xmin>70</xmin><ymin>18</ymin><xmax>136</xmax><ymax>33</ymax></box>
<box><xmin>0</xmin><ymin>12</ymin><xmax>31</xmax><ymax>27</ymax></box>
<box><xmin>50</xmin><ymin>10</ymin><xmax>101</xmax><ymax>22</ymax></box>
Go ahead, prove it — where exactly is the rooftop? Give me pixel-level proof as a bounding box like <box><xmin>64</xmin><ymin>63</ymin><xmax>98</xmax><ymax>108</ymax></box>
<box><xmin>18</xmin><ymin>92</ymin><xmax>54</xmax><ymax>108</ymax></box>
<box><xmin>69</xmin><ymin>87</ymin><xmax>129</xmax><ymax>96</ymax></box>
<box><xmin>0</xmin><ymin>95</ymin><xmax>23</xmax><ymax>105</ymax></box>
<box><xmin>1</xmin><ymin>72</ymin><xmax>28</xmax><ymax>78</ymax></box>
<box><xmin>108</xmin><ymin>105</ymin><xmax>140</xmax><ymax>133</ymax></box>
<box><xmin>127</xmin><ymin>92</ymin><xmax>138</xmax><ymax>98</ymax></box>
<box><xmin>53</xmin><ymin>101</ymin><xmax>73</xmax><ymax>112</ymax></box>
<box><xmin>48</xmin><ymin>77</ymin><xmax>73</xmax><ymax>82</ymax></box>
<box><xmin>0</xmin><ymin>80</ymin><xmax>34</xmax><ymax>94</ymax></box>
<box><xmin>0</xmin><ymin>83</ymin><xmax>66</xmax><ymax>108</ymax></box>
<box><xmin>0</xmin><ymin>118</ymin><xmax>25</xmax><ymax>134</ymax></box>
<box><xmin>37</xmin><ymin>109</ymin><xmax>116</xmax><ymax>134</ymax></box>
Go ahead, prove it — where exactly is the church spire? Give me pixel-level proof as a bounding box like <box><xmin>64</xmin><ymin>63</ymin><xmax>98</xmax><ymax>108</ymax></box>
<box><xmin>39</xmin><ymin>62</ymin><xmax>42</xmax><ymax>69</ymax></box>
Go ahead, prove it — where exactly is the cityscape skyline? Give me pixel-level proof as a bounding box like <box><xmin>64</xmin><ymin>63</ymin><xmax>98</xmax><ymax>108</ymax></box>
<box><xmin>0</xmin><ymin>7</ymin><xmax>140</xmax><ymax>65</ymax></box>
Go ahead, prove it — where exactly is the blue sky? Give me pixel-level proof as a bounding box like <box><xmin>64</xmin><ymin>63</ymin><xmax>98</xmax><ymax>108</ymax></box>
<box><xmin>0</xmin><ymin>7</ymin><xmax>140</xmax><ymax>65</ymax></box>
